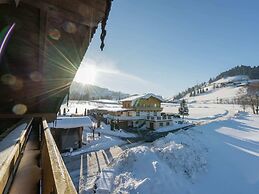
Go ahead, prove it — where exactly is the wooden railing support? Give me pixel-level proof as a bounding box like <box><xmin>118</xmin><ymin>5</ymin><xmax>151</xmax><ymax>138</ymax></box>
<box><xmin>41</xmin><ymin>119</ymin><xmax>77</xmax><ymax>194</ymax></box>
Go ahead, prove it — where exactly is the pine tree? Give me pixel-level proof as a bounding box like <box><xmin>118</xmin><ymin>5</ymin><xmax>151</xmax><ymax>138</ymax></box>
<box><xmin>178</xmin><ymin>99</ymin><xmax>189</xmax><ymax>119</ymax></box>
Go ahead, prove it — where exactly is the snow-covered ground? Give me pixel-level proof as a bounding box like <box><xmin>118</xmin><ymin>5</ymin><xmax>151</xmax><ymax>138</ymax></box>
<box><xmin>96</xmin><ymin>123</ymin><xmax>137</xmax><ymax>138</ymax></box>
<box><xmin>50</xmin><ymin>116</ymin><xmax>93</xmax><ymax>128</ymax></box>
<box><xmin>57</xmin><ymin>91</ymin><xmax>259</xmax><ymax>194</ymax></box>
<box><xmin>59</xmin><ymin>100</ymin><xmax>121</xmax><ymax>115</ymax></box>
<box><xmin>96</xmin><ymin>111</ymin><xmax>259</xmax><ymax>194</ymax></box>
<box><xmin>214</xmin><ymin>75</ymin><xmax>249</xmax><ymax>84</ymax></box>
<box><xmin>155</xmin><ymin>122</ymin><xmax>191</xmax><ymax>132</ymax></box>
<box><xmin>63</xmin><ymin>135</ymin><xmax>126</xmax><ymax>156</ymax></box>
<box><xmin>184</xmin><ymin>86</ymin><xmax>244</xmax><ymax>103</ymax></box>
<box><xmin>55</xmin><ymin>117</ymin><xmax>136</xmax><ymax>156</ymax></box>
<box><xmin>172</xmin><ymin>75</ymin><xmax>259</xmax><ymax>104</ymax></box>
<box><xmin>162</xmin><ymin>103</ymin><xmax>240</xmax><ymax>123</ymax></box>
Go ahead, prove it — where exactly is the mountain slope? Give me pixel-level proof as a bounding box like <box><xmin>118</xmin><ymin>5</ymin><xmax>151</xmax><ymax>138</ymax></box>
<box><xmin>169</xmin><ymin>75</ymin><xmax>252</xmax><ymax>103</ymax></box>
<box><xmin>184</xmin><ymin>85</ymin><xmax>244</xmax><ymax>103</ymax></box>
<box><xmin>172</xmin><ymin>65</ymin><xmax>259</xmax><ymax>102</ymax></box>
<box><xmin>69</xmin><ymin>82</ymin><xmax>129</xmax><ymax>100</ymax></box>
<box><xmin>213</xmin><ymin>65</ymin><xmax>259</xmax><ymax>82</ymax></box>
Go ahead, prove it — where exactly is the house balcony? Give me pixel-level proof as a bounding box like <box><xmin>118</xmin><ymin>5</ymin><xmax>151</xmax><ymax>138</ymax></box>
<box><xmin>146</xmin><ymin>115</ymin><xmax>172</xmax><ymax>121</ymax></box>
<box><xmin>107</xmin><ymin>115</ymin><xmax>146</xmax><ymax>121</ymax></box>
<box><xmin>133</xmin><ymin>107</ymin><xmax>163</xmax><ymax>112</ymax></box>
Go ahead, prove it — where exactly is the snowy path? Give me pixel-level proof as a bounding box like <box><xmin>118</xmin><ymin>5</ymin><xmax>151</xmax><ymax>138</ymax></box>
<box><xmin>64</xmin><ymin>145</ymin><xmax>125</xmax><ymax>192</ymax></box>
<box><xmin>84</xmin><ymin>142</ymin><xmax>144</xmax><ymax>193</ymax></box>
<box><xmin>64</xmin><ymin>142</ymin><xmax>143</xmax><ymax>193</ymax></box>
<box><xmin>84</xmin><ymin>146</ymin><xmax>124</xmax><ymax>193</ymax></box>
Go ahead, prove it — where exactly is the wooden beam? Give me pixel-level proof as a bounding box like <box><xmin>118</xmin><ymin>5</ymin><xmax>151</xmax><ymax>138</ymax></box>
<box><xmin>42</xmin><ymin>119</ymin><xmax>77</xmax><ymax>194</ymax></box>
<box><xmin>0</xmin><ymin>118</ymin><xmax>33</xmax><ymax>194</ymax></box>
<box><xmin>0</xmin><ymin>113</ymin><xmax>56</xmax><ymax>121</ymax></box>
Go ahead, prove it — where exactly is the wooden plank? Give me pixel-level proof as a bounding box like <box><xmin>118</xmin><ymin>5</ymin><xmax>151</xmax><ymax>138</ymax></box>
<box><xmin>22</xmin><ymin>0</ymin><xmax>106</xmax><ymax>26</ymax></box>
<box><xmin>42</xmin><ymin>119</ymin><xmax>77</xmax><ymax>194</ymax></box>
<box><xmin>8</xmin><ymin>125</ymin><xmax>41</xmax><ymax>194</ymax></box>
<box><xmin>0</xmin><ymin>119</ymin><xmax>32</xmax><ymax>194</ymax></box>
<box><xmin>0</xmin><ymin>113</ymin><xmax>56</xmax><ymax>121</ymax></box>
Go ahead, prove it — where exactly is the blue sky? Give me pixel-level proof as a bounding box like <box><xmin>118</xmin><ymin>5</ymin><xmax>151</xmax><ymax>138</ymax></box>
<box><xmin>78</xmin><ymin>0</ymin><xmax>259</xmax><ymax>97</ymax></box>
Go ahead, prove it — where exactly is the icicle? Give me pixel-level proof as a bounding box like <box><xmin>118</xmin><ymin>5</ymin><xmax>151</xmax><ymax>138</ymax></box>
<box><xmin>100</xmin><ymin>0</ymin><xmax>113</xmax><ymax>51</ymax></box>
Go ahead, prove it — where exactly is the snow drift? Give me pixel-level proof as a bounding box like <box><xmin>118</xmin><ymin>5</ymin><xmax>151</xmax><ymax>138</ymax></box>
<box><xmin>96</xmin><ymin>130</ymin><xmax>207</xmax><ymax>193</ymax></box>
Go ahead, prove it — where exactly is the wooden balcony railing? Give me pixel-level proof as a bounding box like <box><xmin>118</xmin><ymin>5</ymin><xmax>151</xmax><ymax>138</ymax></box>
<box><xmin>41</xmin><ymin>119</ymin><xmax>77</xmax><ymax>194</ymax></box>
<box><xmin>0</xmin><ymin>119</ymin><xmax>33</xmax><ymax>194</ymax></box>
<box><xmin>0</xmin><ymin>118</ymin><xmax>77</xmax><ymax>194</ymax></box>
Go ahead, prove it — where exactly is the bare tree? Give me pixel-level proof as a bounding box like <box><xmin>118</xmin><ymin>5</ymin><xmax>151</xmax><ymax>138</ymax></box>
<box><xmin>247</xmin><ymin>83</ymin><xmax>259</xmax><ymax>114</ymax></box>
<box><xmin>237</xmin><ymin>87</ymin><xmax>249</xmax><ymax>112</ymax></box>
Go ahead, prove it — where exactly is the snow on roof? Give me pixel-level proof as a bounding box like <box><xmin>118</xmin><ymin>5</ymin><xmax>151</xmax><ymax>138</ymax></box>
<box><xmin>90</xmin><ymin>99</ymin><xmax>120</xmax><ymax>104</ymax></box>
<box><xmin>51</xmin><ymin>116</ymin><xmax>93</xmax><ymax>128</ymax></box>
<box><xmin>95</xmin><ymin>107</ymin><xmax>130</xmax><ymax>112</ymax></box>
<box><xmin>213</xmin><ymin>75</ymin><xmax>249</xmax><ymax>84</ymax></box>
<box><xmin>120</xmin><ymin>93</ymin><xmax>164</xmax><ymax>102</ymax></box>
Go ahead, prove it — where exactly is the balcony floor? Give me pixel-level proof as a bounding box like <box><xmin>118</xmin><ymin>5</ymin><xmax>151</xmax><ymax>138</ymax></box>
<box><xmin>8</xmin><ymin>128</ymin><xmax>41</xmax><ymax>194</ymax></box>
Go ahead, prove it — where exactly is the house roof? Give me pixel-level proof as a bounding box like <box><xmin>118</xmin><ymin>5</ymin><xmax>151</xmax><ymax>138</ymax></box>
<box><xmin>95</xmin><ymin>107</ymin><xmax>130</xmax><ymax>112</ymax></box>
<box><xmin>0</xmin><ymin>0</ymin><xmax>112</xmax><ymax>121</ymax></box>
<box><xmin>120</xmin><ymin>93</ymin><xmax>164</xmax><ymax>102</ymax></box>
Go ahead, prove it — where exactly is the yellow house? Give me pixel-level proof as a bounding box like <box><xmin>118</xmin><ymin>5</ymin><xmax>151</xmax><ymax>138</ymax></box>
<box><xmin>122</xmin><ymin>95</ymin><xmax>163</xmax><ymax>112</ymax></box>
<box><xmin>106</xmin><ymin>93</ymin><xmax>172</xmax><ymax>129</ymax></box>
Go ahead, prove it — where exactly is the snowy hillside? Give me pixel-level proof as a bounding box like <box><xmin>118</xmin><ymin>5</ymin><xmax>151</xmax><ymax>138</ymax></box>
<box><xmin>181</xmin><ymin>75</ymin><xmax>251</xmax><ymax>103</ymax></box>
<box><xmin>69</xmin><ymin>82</ymin><xmax>129</xmax><ymax>100</ymax></box>
<box><xmin>213</xmin><ymin>75</ymin><xmax>249</xmax><ymax>84</ymax></box>
<box><xmin>184</xmin><ymin>86</ymin><xmax>244</xmax><ymax>103</ymax></box>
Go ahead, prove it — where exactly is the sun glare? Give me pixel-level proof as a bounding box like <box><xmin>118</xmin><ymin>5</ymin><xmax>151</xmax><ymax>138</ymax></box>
<box><xmin>74</xmin><ymin>65</ymin><xmax>97</xmax><ymax>85</ymax></box>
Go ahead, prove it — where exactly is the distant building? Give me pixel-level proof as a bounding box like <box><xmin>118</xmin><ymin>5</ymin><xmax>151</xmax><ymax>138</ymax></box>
<box><xmin>105</xmin><ymin>93</ymin><xmax>173</xmax><ymax>130</ymax></box>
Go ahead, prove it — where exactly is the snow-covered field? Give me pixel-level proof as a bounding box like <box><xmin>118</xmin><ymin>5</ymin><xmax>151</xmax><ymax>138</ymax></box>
<box><xmin>96</xmin><ymin>123</ymin><xmax>137</xmax><ymax>138</ymax></box>
<box><xmin>175</xmin><ymin>75</ymin><xmax>257</xmax><ymax>104</ymax></box>
<box><xmin>185</xmin><ymin>86</ymin><xmax>243</xmax><ymax>103</ymax></box>
<box><xmin>96</xmin><ymin>111</ymin><xmax>259</xmax><ymax>194</ymax></box>
<box><xmin>63</xmin><ymin>135</ymin><xmax>125</xmax><ymax>156</ymax></box>
<box><xmin>59</xmin><ymin>100</ymin><xmax>121</xmax><ymax>115</ymax></box>
<box><xmin>162</xmin><ymin>103</ymin><xmax>240</xmax><ymax>123</ymax></box>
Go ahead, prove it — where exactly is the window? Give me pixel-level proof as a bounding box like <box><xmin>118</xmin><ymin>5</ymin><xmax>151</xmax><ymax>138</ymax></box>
<box><xmin>154</xmin><ymin>112</ymin><xmax>157</xmax><ymax>116</ymax></box>
<box><xmin>136</xmin><ymin>111</ymin><xmax>140</xmax><ymax>116</ymax></box>
<box><xmin>166</xmin><ymin>122</ymin><xmax>170</xmax><ymax>126</ymax></box>
<box><xmin>159</xmin><ymin>122</ymin><xmax>163</xmax><ymax>127</ymax></box>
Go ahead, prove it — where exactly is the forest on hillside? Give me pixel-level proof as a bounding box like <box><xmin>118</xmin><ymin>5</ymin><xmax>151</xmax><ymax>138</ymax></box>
<box><xmin>211</xmin><ymin>65</ymin><xmax>259</xmax><ymax>83</ymax></box>
<box><xmin>69</xmin><ymin>82</ymin><xmax>129</xmax><ymax>100</ymax></box>
<box><xmin>173</xmin><ymin>65</ymin><xmax>259</xmax><ymax>100</ymax></box>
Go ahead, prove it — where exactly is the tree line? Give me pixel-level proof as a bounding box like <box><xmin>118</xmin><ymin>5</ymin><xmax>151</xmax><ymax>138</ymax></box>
<box><xmin>210</xmin><ymin>65</ymin><xmax>259</xmax><ymax>83</ymax></box>
<box><xmin>237</xmin><ymin>84</ymin><xmax>259</xmax><ymax>114</ymax></box>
